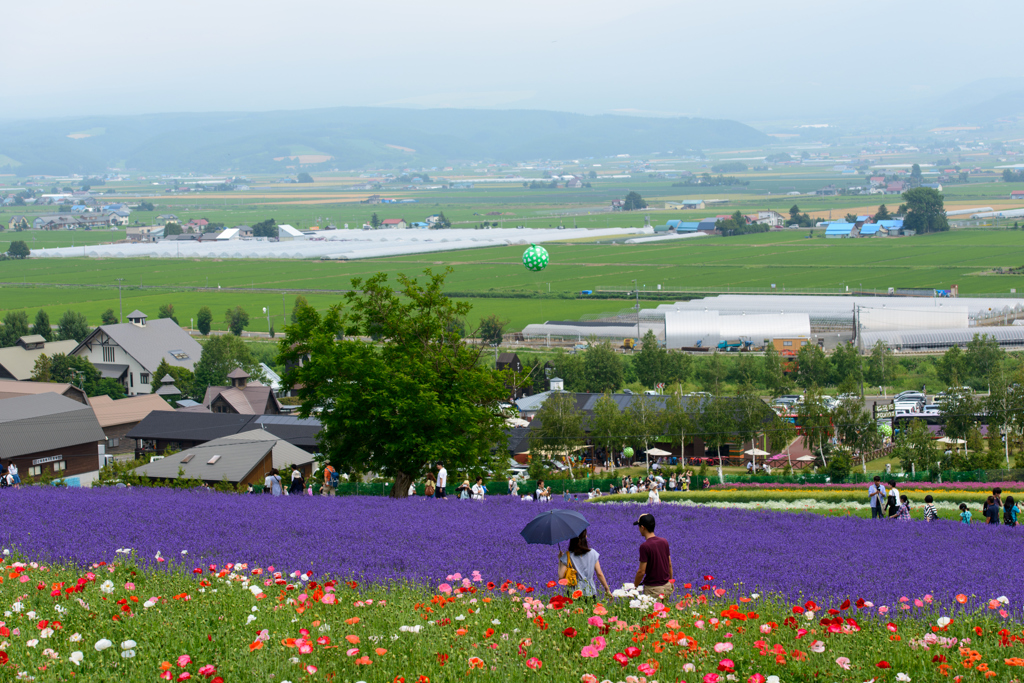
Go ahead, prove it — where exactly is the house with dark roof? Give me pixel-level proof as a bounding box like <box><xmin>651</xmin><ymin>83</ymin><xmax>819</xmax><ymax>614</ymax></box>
<box><xmin>90</xmin><ymin>394</ymin><xmax>174</xmax><ymax>454</ymax></box>
<box><xmin>70</xmin><ymin>310</ymin><xmax>203</xmax><ymax>396</ymax></box>
<box><xmin>8</xmin><ymin>215</ymin><xmax>28</xmax><ymax>231</ymax></box>
<box><xmin>127</xmin><ymin>411</ymin><xmax>320</xmax><ymax>457</ymax></box>
<box><xmin>202</xmin><ymin>368</ymin><xmax>281</xmax><ymax>415</ymax></box>
<box><xmin>134</xmin><ymin>430</ymin><xmax>314</xmax><ymax>487</ymax></box>
<box><xmin>0</xmin><ymin>393</ymin><xmax>106</xmax><ymax>485</ymax></box>
<box><xmin>0</xmin><ymin>336</ymin><xmax>79</xmax><ymax>381</ymax></box>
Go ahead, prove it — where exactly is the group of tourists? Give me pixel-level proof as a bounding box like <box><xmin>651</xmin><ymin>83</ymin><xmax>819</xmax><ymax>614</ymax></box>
<box><xmin>556</xmin><ymin>513</ymin><xmax>674</xmax><ymax>600</ymax></box>
<box><xmin>0</xmin><ymin>462</ymin><xmax>21</xmax><ymax>488</ymax></box>
<box><xmin>253</xmin><ymin>468</ymin><xmax>308</xmax><ymax>496</ymax></box>
<box><xmin>868</xmin><ymin>476</ymin><xmax>1020</xmax><ymax>525</ymax></box>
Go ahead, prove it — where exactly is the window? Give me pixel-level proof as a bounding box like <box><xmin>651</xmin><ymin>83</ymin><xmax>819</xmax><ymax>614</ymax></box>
<box><xmin>783</xmin><ymin>341</ymin><xmax>792</xmax><ymax>347</ymax></box>
<box><xmin>169</xmin><ymin>350</ymin><xmax>190</xmax><ymax>360</ymax></box>
<box><xmin>53</xmin><ymin>461</ymin><xmax>66</xmax><ymax>472</ymax></box>
<box><xmin>28</xmin><ymin>466</ymin><xmax>41</xmax><ymax>477</ymax></box>
<box><xmin>130</xmin><ymin>372</ymin><xmax>133</xmax><ymax>387</ymax></box>
<box><xmin>102</xmin><ymin>346</ymin><xmax>116</xmax><ymax>363</ymax></box>
<box><xmin>108</xmin><ymin>438</ymin><xmax>119</xmax><ymax>448</ymax></box>
<box><xmin>140</xmin><ymin>373</ymin><xmax>150</xmax><ymax>385</ymax></box>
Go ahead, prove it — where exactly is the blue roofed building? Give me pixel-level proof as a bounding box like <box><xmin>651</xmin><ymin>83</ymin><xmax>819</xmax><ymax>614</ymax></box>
<box><xmin>824</xmin><ymin>222</ymin><xmax>854</xmax><ymax>238</ymax></box>
<box><xmin>859</xmin><ymin>224</ymin><xmax>880</xmax><ymax>236</ymax></box>
<box><xmin>876</xmin><ymin>219</ymin><xmax>904</xmax><ymax>234</ymax></box>
<box><xmin>677</xmin><ymin>222</ymin><xmax>701</xmax><ymax>233</ymax></box>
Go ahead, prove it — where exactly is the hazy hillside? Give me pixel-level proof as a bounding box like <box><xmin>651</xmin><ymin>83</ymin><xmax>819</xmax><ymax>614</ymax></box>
<box><xmin>0</xmin><ymin>107</ymin><xmax>768</xmax><ymax>176</ymax></box>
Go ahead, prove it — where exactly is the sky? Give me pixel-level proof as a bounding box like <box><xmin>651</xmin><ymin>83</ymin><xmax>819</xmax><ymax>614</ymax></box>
<box><xmin>3</xmin><ymin>0</ymin><xmax>1022</xmax><ymax>124</ymax></box>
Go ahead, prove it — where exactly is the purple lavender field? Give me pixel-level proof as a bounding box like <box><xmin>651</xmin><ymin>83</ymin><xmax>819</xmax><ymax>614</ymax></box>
<box><xmin>3</xmin><ymin>487</ymin><xmax>1020</xmax><ymax>610</ymax></box>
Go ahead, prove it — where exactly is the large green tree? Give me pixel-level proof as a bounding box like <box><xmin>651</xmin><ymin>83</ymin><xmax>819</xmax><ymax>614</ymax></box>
<box><xmin>663</xmin><ymin>393</ymin><xmax>697</xmax><ymax>466</ymax></box>
<box><xmin>32</xmin><ymin>353</ymin><xmax>124</xmax><ymax>399</ymax></box>
<box><xmin>150</xmin><ymin>359</ymin><xmax>197</xmax><ymax>402</ymax></box>
<box><xmin>158</xmin><ymin>303</ymin><xmax>179</xmax><ymax>325</ymax></box>
<box><xmin>797</xmin><ymin>385</ymin><xmax>832</xmax><ymax>467</ymax></box>
<box><xmin>830</xmin><ymin>341</ymin><xmax>862</xmax><ymax>390</ymax></box>
<box><xmin>795</xmin><ymin>343</ymin><xmax>829</xmax><ymax>388</ymax></box>
<box><xmin>7</xmin><ymin>240</ymin><xmax>30</xmax><ymax>258</ymax></box>
<box><xmin>937</xmin><ymin>345</ymin><xmax>967</xmax><ymax>386</ymax></box>
<box><xmin>893</xmin><ymin>419</ymin><xmax>939</xmax><ymax>474</ymax></box>
<box><xmin>31</xmin><ymin>309</ymin><xmax>53</xmax><ymax>342</ymax></box>
<box><xmin>580</xmin><ymin>340</ymin><xmax>624</xmax><ymax>393</ymax></box>
<box><xmin>590</xmin><ymin>392</ymin><xmax>627</xmax><ymax>466</ymax></box>
<box><xmin>225</xmin><ymin>307</ymin><xmax>250</xmax><ymax>336</ymax></box>
<box><xmin>623</xmin><ymin>394</ymin><xmax>664</xmax><ymax>471</ymax></box>
<box><xmin>761</xmin><ymin>343</ymin><xmax>788</xmax><ymax>397</ymax></box>
<box><xmin>902</xmin><ymin>187</ymin><xmax>949</xmax><ymax>233</ymax></box>
<box><xmin>477</xmin><ymin>314</ymin><xmax>508</xmax><ymax>346</ymax></box>
<box><xmin>193</xmin><ymin>334</ymin><xmax>263</xmax><ymax>397</ymax></box>
<box><xmin>290</xmin><ymin>296</ymin><xmax>310</xmax><ymax>324</ymax></box>
<box><xmin>252</xmin><ymin>219</ymin><xmax>278</xmax><ymax>238</ymax></box>
<box><xmin>55</xmin><ymin>310</ymin><xmax>90</xmax><ymax>342</ymax></box>
<box><xmin>0</xmin><ymin>311</ymin><xmax>30</xmax><ymax>347</ymax></box>
<box><xmin>100</xmin><ymin>309</ymin><xmax>118</xmax><ymax>325</ymax></box>
<box><xmin>280</xmin><ymin>269</ymin><xmax>508</xmax><ymax>498</ymax></box>
<box><xmin>865</xmin><ymin>340</ymin><xmax>898</xmax><ymax>389</ymax></box>
<box><xmin>531</xmin><ymin>391</ymin><xmax>586</xmax><ymax>478</ymax></box>
<box><xmin>622</xmin><ymin>191</ymin><xmax>647</xmax><ymax>211</ymax></box>
<box><xmin>700</xmin><ymin>396</ymin><xmax>736</xmax><ymax>482</ymax></box>
<box><xmin>196</xmin><ymin>307</ymin><xmax>213</xmax><ymax>335</ymax></box>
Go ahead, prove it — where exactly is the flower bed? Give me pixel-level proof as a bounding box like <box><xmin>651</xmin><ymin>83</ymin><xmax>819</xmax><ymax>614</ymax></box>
<box><xmin>713</xmin><ymin>481</ymin><xmax>1022</xmax><ymax>491</ymax></box>
<box><xmin>3</xmin><ymin>488</ymin><xmax>1024</xmax><ymax>612</ymax></box>
<box><xmin>595</xmin><ymin>488</ymin><xmax>1006</xmax><ymax>507</ymax></box>
<box><xmin>0</xmin><ymin>554</ymin><xmax>1019</xmax><ymax>682</ymax></box>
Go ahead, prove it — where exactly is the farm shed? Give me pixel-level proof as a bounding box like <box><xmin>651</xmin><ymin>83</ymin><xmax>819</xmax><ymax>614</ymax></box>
<box><xmin>859</xmin><ymin>326</ymin><xmax>1024</xmax><ymax>353</ymax></box>
<box><xmin>824</xmin><ymin>222</ymin><xmax>854</xmax><ymax>238</ymax></box>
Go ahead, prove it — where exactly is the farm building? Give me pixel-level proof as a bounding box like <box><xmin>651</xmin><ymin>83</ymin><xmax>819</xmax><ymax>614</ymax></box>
<box><xmin>0</xmin><ymin>335</ymin><xmax>79</xmax><ymax>381</ymax></box>
<box><xmin>127</xmin><ymin>412</ymin><xmax>321</xmax><ymax>458</ymax></box>
<box><xmin>133</xmin><ymin>430</ymin><xmax>314</xmax><ymax>487</ymax></box>
<box><xmin>380</xmin><ymin>219</ymin><xmax>407</xmax><ymax>229</ymax></box>
<box><xmin>71</xmin><ymin>310</ymin><xmax>202</xmax><ymax>396</ymax></box>
<box><xmin>824</xmin><ymin>222</ymin><xmax>854</xmax><ymax>238</ymax></box>
<box><xmin>1011</xmin><ymin>191</ymin><xmax>1024</xmax><ymax>199</ymax></box>
<box><xmin>665</xmin><ymin>200</ymin><xmax>706</xmax><ymax>210</ymax></box>
<box><xmin>0</xmin><ymin>392</ymin><xmax>106</xmax><ymax>486</ymax></box>
<box><xmin>278</xmin><ymin>224</ymin><xmax>307</xmax><ymax>241</ymax></box>
<box><xmin>0</xmin><ymin>378</ymin><xmax>89</xmax><ymax>404</ymax></box>
<box><xmin>202</xmin><ymin>368</ymin><xmax>282</xmax><ymax>415</ymax></box>
<box><xmin>90</xmin><ymin>393</ymin><xmax>174</xmax><ymax>454</ymax></box>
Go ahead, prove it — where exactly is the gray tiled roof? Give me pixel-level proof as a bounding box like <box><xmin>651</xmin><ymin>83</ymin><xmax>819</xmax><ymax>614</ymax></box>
<box><xmin>0</xmin><ymin>393</ymin><xmax>105</xmax><ymax>459</ymax></box>
<box><xmin>74</xmin><ymin>319</ymin><xmax>203</xmax><ymax>373</ymax></box>
<box><xmin>135</xmin><ymin>438</ymin><xmax>274</xmax><ymax>483</ymax></box>
<box><xmin>0</xmin><ymin>340</ymin><xmax>78</xmax><ymax>381</ymax></box>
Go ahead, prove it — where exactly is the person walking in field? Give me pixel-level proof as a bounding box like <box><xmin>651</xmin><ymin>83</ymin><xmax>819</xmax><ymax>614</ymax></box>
<box><xmin>435</xmin><ymin>461</ymin><xmax>448</xmax><ymax>499</ymax></box>
<box><xmin>1004</xmin><ymin>495</ymin><xmax>1019</xmax><ymax>527</ymax></box>
<box><xmin>424</xmin><ymin>473</ymin><xmax>436</xmax><ymax>497</ymax></box>
<box><xmin>558</xmin><ymin>529</ymin><xmax>613</xmax><ymax>600</ymax></box>
<box><xmin>633</xmin><ymin>513</ymin><xmax>673</xmax><ymax>599</ymax></box>
<box><xmin>959</xmin><ymin>503</ymin><xmax>972</xmax><ymax>524</ymax></box>
<box><xmin>508</xmin><ymin>475</ymin><xmax>519</xmax><ymax>498</ymax></box>
<box><xmin>923</xmin><ymin>495</ymin><xmax>938</xmax><ymax>522</ymax></box>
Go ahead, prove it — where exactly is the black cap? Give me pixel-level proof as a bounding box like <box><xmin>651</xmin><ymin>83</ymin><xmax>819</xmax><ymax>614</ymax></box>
<box><xmin>633</xmin><ymin>513</ymin><xmax>655</xmax><ymax>531</ymax></box>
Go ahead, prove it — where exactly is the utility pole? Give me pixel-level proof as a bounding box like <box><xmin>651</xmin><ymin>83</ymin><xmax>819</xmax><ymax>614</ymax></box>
<box><xmin>632</xmin><ymin>278</ymin><xmax>641</xmax><ymax>342</ymax></box>
<box><xmin>116</xmin><ymin>278</ymin><xmax>125</xmax><ymax>322</ymax></box>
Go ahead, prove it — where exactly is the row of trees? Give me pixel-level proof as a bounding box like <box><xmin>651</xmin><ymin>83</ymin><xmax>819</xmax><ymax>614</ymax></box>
<box><xmin>0</xmin><ymin>309</ymin><xmax>89</xmax><ymax>347</ymax></box>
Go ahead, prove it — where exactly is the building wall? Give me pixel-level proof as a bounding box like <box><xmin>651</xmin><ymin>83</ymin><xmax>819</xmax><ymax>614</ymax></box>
<box><xmin>102</xmin><ymin>422</ymin><xmax>141</xmax><ymax>454</ymax></box>
<box><xmin>7</xmin><ymin>440</ymin><xmax>102</xmax><ymax>482</ymax></box>
<box><xmin>73</xmin><ymin>331</ymin><xmax>153</xmax><ymax>395</ymax></box>
<box><xmin>772</xmin><ymin>338</ymin><xmax>811</xmax><ymax>353</ymax></box>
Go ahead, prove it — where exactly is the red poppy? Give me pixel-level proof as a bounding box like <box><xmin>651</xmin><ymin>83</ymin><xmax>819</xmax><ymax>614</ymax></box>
<box><xmin>877</xmin><ymin>661</ymin><xmax>891</xmax><ymax>669</ymax></box>
<box><xmin>625</xmin><ymin>646</ymin><xmax>641</xmax><ymax>658</ymax></box>
<box><xmin>562</xmin><ymin>627</ymin><xmax>577</xmax><ymax>638</ymax></box>
<box><xmin>436</xmin><ymin>653</ymin><xmax>448</xmax><ymax>666</ymax></box>
<box><xmin>855</xmin><ymin>598</ymin><xmax>866</xmax><ymax>608</ymax></box>
<box><xmin>613</xmin><ymin>653</ymin><xmax>629</xmax><ymax>667</ymax></box>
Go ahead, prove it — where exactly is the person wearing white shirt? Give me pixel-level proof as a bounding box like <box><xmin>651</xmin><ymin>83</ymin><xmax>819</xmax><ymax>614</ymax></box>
<box><xmin>408</xmin><ymin>481</ymin><xmax>417</xmax><ymax>496</ymax></box>
<box><xmin>648</xmin><ymin>488</ymin><xmax>661</xmax><ymax>504</ymax></box>
<box><xmin>508</xmin><ymin>477</ymin><xmax>519</xmax><ymax>498</ymax></box>
<box><xmin>435</xmin><ymin>461</ymin><xmax>448</xmax><ymax>499</ymax></box>
<box><xmin>471</xmin><ymin>477</ymin><xmax>486</xmax><ymax>500</ymax></box>
<box><xmin>628</xmin><ymin>484</ymin><xmax>639</xmax><ymax>494</ymax></box>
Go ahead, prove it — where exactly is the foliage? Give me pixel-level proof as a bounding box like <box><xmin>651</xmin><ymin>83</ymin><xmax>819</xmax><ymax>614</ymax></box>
<box><xmin>939</xmin><ymin>386</ymin><xmax>977</xmax><ymax>445</ymax></box>
<box><xmin>711</xmin><ymin>161</ymin><xmax>747</xmax><ymax>173</ymax></box>
<box><xmin>163</xmin><ymin>222</ymin><xmax>183</xmax><ymax>236</ymax></box>
<box><xmin>31</xmin><ymin>352</ymin><xmax>124</xmax><ymax>399</ymax></box>
<box><xmin>55</xmin><ymin>310</ymin><xmax>90</xmax><ymax>342</ymax></box>
<box><xmin>716</xmin><ymin>210</ymin><xmax>770</xmax><ymax>236</ymax></box>
<box><xmin>1003</xmin><ymin>169</ymin><xmax>1024</xmax><ymax>183</ymax></box>
<box><xmin>902</xmin><ymin>187</ymin><xmax>949</xmax><ymax>233</ymax></box>
<box><xmin>865</xmin><ymin>340</ymin><xmax>898</xmax><ymax>388</ymax></box>
<box><xmin>196</xmin><ymin>306</ymin><xmax>213</xmax><ymax>335</ymax></box>
<box><xmin>797</xmin><ymin>386</ymin><xmax>832</xmax><ymax>465</ymax></box>
<box><xmin>297</xmin><ymin>172</ymin><xmax>314</xmax><ymax>183</ymax></box>
<box><xmin>158</xmin><ymin>303</ymin><xmax>179</xmax><ymax>325</ymax></box>
<box><xmin>225</xmin><ymin>306</ymin><xmax>250</xmax><ymax>336</ymax></box>
<box><xmin>280</xmin><ymin>269</ymin><xmax>508</xmax><ymax>498</ymax></box>
<box><xmin>589</xmin><ymin>391</ymin><xmax>626</xmax><ymax>462</ymax></box>
<box><xmin>874</xmin><ymin>204</ymin><xmax>891</xmax><ymax>221</ymax></box>
<box><xmin>0</xmin><ymin>310</ymin><xmax>30</xmax><ymax>347</ymax></box>
<box><xmin>893</xmin><ymin>419</ymin><xmax>940</xmax><ymax>474</ymax></box>
<box><xmin>193</xmin><ymin>334</ymin><xmax>263</xmax><ymax>397</ymax></box>
<box><xmin>290</xmin><ymin>296</ymin><xmax>310</xmax><ymax>324</ymax></box>
<box><xmin>478</xmin><ymin>314</ymin><xmax>508</xmax><ymax>346</ymax></box>
<box><xmin>696</xmin><ymin>352</ymin><xmax>727</xmax><ymax>393</ymax></box>
<box><xmin>788</xmin><ymin>205</ymin><xmax>815</xmax><ymax>227</ymax></box>
<box><xmin>252</xmin><ymin>218</ymin><xmax>278</xmax><ymax>238</ymax></box>
<box><xmin>30</xmin><ymin>309</ymin><xmax>53</xmax><ymax>341</ymax></box>
<box><xmin>621</xmin><ymin>191</ymin><xmax>647</xmax><ymax>211</ymax></box>
<box><xmin>100</xmin><ymin>308</ymin><xmax>118</xmax><ymax>325</ymax></box>
<box><xmin>795</xmin><ymin>343</ymin><xmax>828</xmax><ymax>388</ymax></box>
<box><xmin>633</xmin><ymin>329</ymin><xmax>689</xmax><ymax>389</ymax></box>
<box><xmin>7</xmin><ymin>240</ymin><xmax>30</xmax><ymax>258</ymax></box>
<box><xmin>761</xmin><ymin>343</ymin><xmax>788</xmax><ymax>397</ymax></box>
<box><xmin>530</xmin><ymin>391</ymin><xmax>586</xmax><ymax>472</ymax></box>
<box><xmin>622</xmin><ymin>394</ymin><xmax>663</xmax><ymax>468</ymax></box>
<box><xmin>829</xmin><ymin>341</ymin><xmax>862</xmax><ymax>388</ymax></box>
<box><xmin>151</xmin><ymin>359</ymin><xmax>197</xmax><ymax>401</ymax></box>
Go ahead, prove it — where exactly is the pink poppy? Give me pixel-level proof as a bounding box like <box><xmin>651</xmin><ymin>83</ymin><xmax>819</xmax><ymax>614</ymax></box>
<box><xmin>836</xmin><ymin>657</ymin><xmax>851</xmax><ymax>670</ymax></box>
<box><xmin>580</xmin><ymin>645</ymin><xmax>599</xmax><ymax>658</ymax></box>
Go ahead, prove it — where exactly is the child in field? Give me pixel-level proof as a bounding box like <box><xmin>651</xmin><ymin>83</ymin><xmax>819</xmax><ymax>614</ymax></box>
<box><xmin>959</xmin><ymin>503</ymin><xmax>972</xmax><ymax>524</ymax></box>
<box><xmin>895</xmin><ymin>494</ymin><xmax>912</xmax><ymax>521</ymax></box>
<box><xmin>923</xmin><ymin>495</ymin><xmax>938</xmax><ymax>522</ymax></box>
<box><xmin>984</xmin><ymin>496</ymin><xmax>1001</xmax><ymax>525</ymax></box>
<box><xmin>1004</xmin><ymin>495</ymin><xmax>1019</xmax><ymax>527</ymax></box>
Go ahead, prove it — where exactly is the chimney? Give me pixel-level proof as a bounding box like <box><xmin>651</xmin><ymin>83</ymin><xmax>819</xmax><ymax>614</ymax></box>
<box><xmin>549</xmin><ymin>377</ymin><xmax>564</xmax><ymax>391</ymax></box>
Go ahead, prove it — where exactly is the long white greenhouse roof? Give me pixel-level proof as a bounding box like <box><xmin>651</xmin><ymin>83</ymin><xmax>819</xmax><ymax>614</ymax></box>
<box><xmin>860</xmin><ymin>326</ymin><xmax>1024</xmax><ymax>351</ymax></box>
<box><xmin>656</xmin><ymin>295</ymin><xmax>1024</xmax><ymax>321</ymax></box>
<box><xmin>29</xmin><ymin>226</ymin><xmax>652</xmax><ymax>261</ymax></box>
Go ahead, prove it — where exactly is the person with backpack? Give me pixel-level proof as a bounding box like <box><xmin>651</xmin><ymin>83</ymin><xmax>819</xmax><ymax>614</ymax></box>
<box><xmin>558</xmin><ymin>529</ymin><xmax>612</xmax><ymax>599</ymax></box>
<box><xmin>1004</xmin><ymin>496</ymin><xmax>1019</xmax><ymax>527</ymax></box>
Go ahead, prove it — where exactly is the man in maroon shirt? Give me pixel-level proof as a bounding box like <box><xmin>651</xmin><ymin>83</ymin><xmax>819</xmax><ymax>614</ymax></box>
<box><xmin>633</xmin><ymin>513</ymin><xmax>673</xmax><ymax>598</ymax></box>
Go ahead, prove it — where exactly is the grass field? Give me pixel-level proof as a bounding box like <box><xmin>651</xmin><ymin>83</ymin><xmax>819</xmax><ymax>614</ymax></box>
<box><xmin>3</xmin><ymin>228</ymin><xmax>1024</xmax><ymax>330</ymax></box>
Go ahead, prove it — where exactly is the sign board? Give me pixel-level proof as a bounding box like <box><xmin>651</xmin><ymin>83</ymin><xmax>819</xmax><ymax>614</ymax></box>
<box><xmin>873</xmin><ymin>402</ymin><xmax>896</xmax><ymax>420</ymax></box>
<box><xmin>32</xmin><ymin>455</ymin><xmax>63</xmax><ymax>466</ymax></box>
<box><xmin>656</xmin><ymin>383</ymin><xmax>665</xmax><ymax>389</ymax></box>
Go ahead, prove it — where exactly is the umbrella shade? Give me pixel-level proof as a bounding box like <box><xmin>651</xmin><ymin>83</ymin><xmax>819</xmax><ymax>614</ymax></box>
<box><xmin>796</xmin><ymin>455</ymin><xmax>816</xmax><ymax>462</ymax></box>
<box><xmin>520</xmin><ymin>509</ymin><xmax>590</xmax><ymax>546</ymax></box>
<box><xmin>937</xmin><ymin>436</ymin><xmax>966</xmax><ymax>445</ymax></box>
<box><xmin>744</xmin><ymin>448</ymin><xmax>770</xmax><ymax>456</ymax></box>
<box><xmin>645</xmin><ymin>447</ymin><xmax>673</xmax><ymax>457</ymax></box>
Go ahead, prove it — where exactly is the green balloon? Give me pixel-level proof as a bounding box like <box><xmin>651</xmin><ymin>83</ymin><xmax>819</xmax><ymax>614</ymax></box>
<box><xmin>522</xmin><ymin>244</ymin><xmax>549</xmax><ymax>272</ymax></box>
<box><xmin>622</xmin><ymin>447</ymin><xmax>634</xmax><ymax>458</ymax></box>
<box><xmin>878</xmin><ymin>423</ymin><xmax>893</xmax><ymax>436</ymax></box>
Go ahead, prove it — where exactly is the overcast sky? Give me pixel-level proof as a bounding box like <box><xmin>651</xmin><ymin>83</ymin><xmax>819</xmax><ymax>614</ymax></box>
<box><xmin>3</xmin><ymin>0</ymin><xmax>1021</xmax><ymax>123</ymax></box>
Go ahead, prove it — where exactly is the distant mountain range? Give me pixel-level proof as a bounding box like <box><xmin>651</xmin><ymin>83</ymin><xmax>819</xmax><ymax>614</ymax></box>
<box><xmin>0</xmin><ymin>107</ymin><xmax>769</xmax><ymax>176</ymax></box>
